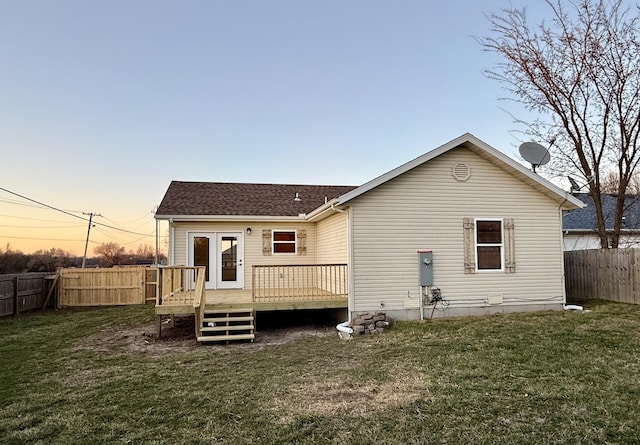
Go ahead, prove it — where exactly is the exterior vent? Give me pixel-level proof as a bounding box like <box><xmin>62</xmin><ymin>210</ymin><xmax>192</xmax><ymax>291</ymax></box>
<box><xmin>487</xmin><ymin>295</ymin><xmax>503</xmax><ymax>305</ymax></box>
<box><xmin>452</xmin><ymin>163</ymin><xmax>471</xmax><ymax>181</ymax></box>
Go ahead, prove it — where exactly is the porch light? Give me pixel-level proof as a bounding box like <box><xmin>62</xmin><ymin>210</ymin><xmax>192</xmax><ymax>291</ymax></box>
<box><xmin>246</xmin><ymin>227</ymin><xmax>252</xmax><ymax>235</ymax></box>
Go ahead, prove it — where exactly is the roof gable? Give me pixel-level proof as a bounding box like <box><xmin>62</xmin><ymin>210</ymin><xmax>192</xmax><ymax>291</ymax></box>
<box><xmin>156</xmin><ymin>181</ymin><xmax>356</xmax><ymax>218</ymax></box>
<box><xmin>336</xmin><ymin>133</ymin><xmax>584</xmax><ymax>210</ymax></box>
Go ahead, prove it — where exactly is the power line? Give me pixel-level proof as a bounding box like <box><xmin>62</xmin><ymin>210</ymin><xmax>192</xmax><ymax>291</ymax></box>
<box><xmin>0</xmin><ymin>224</ymin><xmax>86</xmax><ymax>229</ymax></box>
<box><xmin>0</xmin><ymin>186</ymin><xmax>155</xmax><ymax>237</ymax></box>
<box><xmin>0</xmin><ymin>197</ymin><xmax>85</xmax><ymax>214</ymax></box>
<box><xmin>89</xmin><ymin>219</ymin><xmax>152</xmax><ymax>236</ymax></box>
<box><xmin>0</xmin><ymin>198</ymin><xmax>50</xmax><ymax>209</ymax></box>
<box><xmin>92</xmin><ymin>228</ymin><xmax>159</xmax><ymax>250</ymax></box>
<box><xmin>101</xmin><ymin>215</ymin><xmax>155</xmax><ymax>233</ymax></box>
<box><xmin>94</xmin><ymin>217</ymin><xmax>154</xmax><ymax>236</ymax></box>
<box><xmin>0</xmin><ymin>235</ymin><xmax>99</xmax><ymax>242</ymax></box>
<box><xmin>0</xmin><ymin>186</ymin><xmax>87</xmax><ymax>221</ymax></box>
<box><xmin>0</xmin><ymin>213</ymin><xmax>87</xmax><ymax>223</ymax></box>
<box><xmin>92</xmin><ymin>226</ymin><xmax>137</xmax><ymax>244</ymax></box>
<box><xmin>101</xmin><ymin>212</ymin><xmax>155</xmax><ymax>225</ymax></box>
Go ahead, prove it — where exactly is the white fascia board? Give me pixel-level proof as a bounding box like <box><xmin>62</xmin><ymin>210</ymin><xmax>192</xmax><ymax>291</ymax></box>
<box><xmin>336</xmin><ymin>132</ymin><xmax>585</xmax><ymax>210</ymax></box>
<box><xmin>154</xmin><ymin>214</ymin><xmax>306</xmax><ymax>222</ymax></box>
<box><xmin>305</xmin><ymin>199</ymin><xmax>341</xmax><ymax>222</ymax></box>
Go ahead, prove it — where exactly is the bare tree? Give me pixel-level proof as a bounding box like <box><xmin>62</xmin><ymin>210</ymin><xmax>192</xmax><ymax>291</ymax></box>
<box><xmin>480</xmin><ymin>0</ymin><xmax>640</xmax><ymax>248</ymax></box>
<box><xmin>600</xmin><ymin>170</ymin><xmax>640</xmax><ymax>194</ymax></box>
<box><xmin>28</xmin><ymin>248</ymin><xmax>76</xmax><ymax>272</ymax></box>
<box><xmin>94</xmin><ymin>242</ymin><xmax>125</xmax><ymax>267</ymax></box>
<box><xmin>135</xmin><ymin>244</ymin><xmax>155</xmax><ymax>259</ymax></box>
<box><xmin>0</xmin><ymin>244</ymin><xmax>27</xmax><ymax>274</ymax></box>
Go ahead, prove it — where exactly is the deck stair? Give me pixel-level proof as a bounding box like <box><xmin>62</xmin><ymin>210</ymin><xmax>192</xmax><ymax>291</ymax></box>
<box><xmin>197</xmin><ymin>307</ymin><xmax>255</xmax><ymax>343</ymax></box>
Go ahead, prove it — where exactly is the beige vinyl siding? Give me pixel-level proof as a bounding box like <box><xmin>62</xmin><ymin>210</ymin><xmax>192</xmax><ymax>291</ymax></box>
<box><xmin>172</xmin><ymin>221</ymin><xmax>316</xmax><ymax>289</ymax></box>
<box><xmin>349</xmin><ymin>147</ymin><xmax>566</xmax><ymax>313</ymax></box>
<box><xmin>316</xmin><ymin>212</ymin><xmax>348</xmax><ymax>264</ymax></box>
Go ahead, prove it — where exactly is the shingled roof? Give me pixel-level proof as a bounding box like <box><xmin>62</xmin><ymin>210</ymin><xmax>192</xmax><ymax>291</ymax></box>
<box><xmin>156</xmin><ymin>181</ymin><xmax>357</xmax><ymax>217</ymax></box>
<box><xmin>563</xmin><ymin>193</ymin><xmax>640</xmax><ymax>231</ymax></box>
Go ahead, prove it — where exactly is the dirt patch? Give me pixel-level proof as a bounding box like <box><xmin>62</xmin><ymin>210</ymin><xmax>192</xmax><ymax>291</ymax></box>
<box><xmin>76</xmin><ymin>315</ymin><xmax>337</xmax><ymax>357</ymax></box>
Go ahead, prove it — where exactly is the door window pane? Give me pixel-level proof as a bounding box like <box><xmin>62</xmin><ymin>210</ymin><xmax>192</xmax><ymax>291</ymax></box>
<box><xmin>193</xmin><ymin>236</ymin><xmax>210</xmax><ymax>282</ymax></box>
<box><xmin>221</xmin><ymin>236</ymin><xmax>237</xmax><ymax>281</ymax></box>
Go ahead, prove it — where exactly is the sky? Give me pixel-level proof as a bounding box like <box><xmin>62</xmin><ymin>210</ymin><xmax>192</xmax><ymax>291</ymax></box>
<box><xmin>0</xmin><ymin>0</ymin><xmax>542</xmax><ymax>256</ymax></box>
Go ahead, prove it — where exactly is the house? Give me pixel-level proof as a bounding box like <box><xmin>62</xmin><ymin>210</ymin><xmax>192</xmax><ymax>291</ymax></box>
<box><xmin>563</xmin><ymin>193</ymin><xmax>640</xmax><ymax>250</ymax></box>
<box><xmin>155</xmin><ymin>133</ymin><xmax>583</xmax><ymax>342</ymax></box>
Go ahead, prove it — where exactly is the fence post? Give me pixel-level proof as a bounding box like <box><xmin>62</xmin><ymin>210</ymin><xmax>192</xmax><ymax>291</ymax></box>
<box><xmin>140</xmin><ymin>269</ymin><xmax>146</xmax><ymax>304</ymax></box>
<box><xmin>12</xmin><ymin>276</ymin><xmax>19</xmax><ymax>315</ymax></box>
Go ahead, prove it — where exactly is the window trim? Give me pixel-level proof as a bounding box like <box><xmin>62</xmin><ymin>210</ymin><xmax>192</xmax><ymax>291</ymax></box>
<box><xmin>272</xmin><ymin>229</ymin><xmax>297</xmax><ymax>255</ymax></box>
<box><xmin>474</xmin><ymin>218</ymin><xmax>504</xmax><ymax>272</ymax></box>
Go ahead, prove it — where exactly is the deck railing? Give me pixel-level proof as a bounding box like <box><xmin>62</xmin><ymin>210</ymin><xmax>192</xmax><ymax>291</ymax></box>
<box><xmin>157</xmin><ymin>266</ymin><xmax>206</xmax><ymax>306</ymax></box>
<box><xmin>252</xmin><ymin>264</ymin><xmax>348</xmax><ymax>303</ymax></box>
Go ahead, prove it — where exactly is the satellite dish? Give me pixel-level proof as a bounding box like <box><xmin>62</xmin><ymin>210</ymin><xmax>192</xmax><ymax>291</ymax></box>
<box><xmin>568</xmin><ymin>176</ymin><xmax>581</xmax><ymax>193</ymax></box>
<box><xmin>519</xmin><ymin>142</ymin><xmax>551</xmax><ymax>173</ymax></box>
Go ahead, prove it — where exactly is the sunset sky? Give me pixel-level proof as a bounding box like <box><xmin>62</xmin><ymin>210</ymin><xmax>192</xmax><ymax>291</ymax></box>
<box><xmin>1</xmin><ymin>0</ymin><xmax>546</xmax><ymax>256</ymax></box>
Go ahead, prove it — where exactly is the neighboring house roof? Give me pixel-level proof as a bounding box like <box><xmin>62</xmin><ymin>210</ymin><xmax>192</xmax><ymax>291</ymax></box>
<box><xmin>156</xmin><ymin>181</ymin><xmax>357</xmax><ymax>218</ymax></box>
<box><xmin>563</xmin><ymin>193</ymin><xmax>640</xmax><ymax>232</ymax></box>
<box><xmin>336</xmin><ymin>133</ymin><xmax>584</xmax><ymax>210</ymax></box>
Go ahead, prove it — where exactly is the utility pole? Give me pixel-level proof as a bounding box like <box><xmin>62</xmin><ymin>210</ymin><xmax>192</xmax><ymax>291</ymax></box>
<box><xmin>82</xmin><ymin>212</ymin><xmax>101</xmax><ymax>268</ymax></box>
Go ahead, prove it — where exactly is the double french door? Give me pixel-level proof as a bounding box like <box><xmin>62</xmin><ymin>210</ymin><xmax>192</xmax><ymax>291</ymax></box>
<box><xmin>188</xmin><ymin>232</ymin><xmax>243</xmax><ymax>289</ymax></box>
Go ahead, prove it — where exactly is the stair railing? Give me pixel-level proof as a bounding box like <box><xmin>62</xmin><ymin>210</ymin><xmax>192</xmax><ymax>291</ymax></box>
<box><xmin>192</xmin><ymin>266</ymin><xmax>207</xmax><ymax>338</ymax></box>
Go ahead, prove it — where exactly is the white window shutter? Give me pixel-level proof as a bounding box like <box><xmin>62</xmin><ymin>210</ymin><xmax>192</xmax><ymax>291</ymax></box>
<box><xmin>262</xmin><ymin>229</ymin><xmax>272</xmax><ymax>256</ymax></box>
<box><xmin>504</xmin><ymin>218</ymin><xmax>516</xmax><ymax>273</ymax></box>
<box><xmin>463</xmin><ymin>218</ymin><xmax>476</xmax><ymax>274</ymax></box>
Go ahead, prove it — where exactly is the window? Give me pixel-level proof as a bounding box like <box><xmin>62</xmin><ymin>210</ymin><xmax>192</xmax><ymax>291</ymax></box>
<box><xmin>273</xmin><ymin>230</ymin><xmax>296</xmax><ymax>254</ymax></box>
<box><xmin>463</xmin><ymin>218</ymin><xmax>515</xmax><ymax>274</ymax></box>
<box><xmin>476</xmin><ymin>219</ymin><xmax>503</xmax><ymax>270</ymax></box>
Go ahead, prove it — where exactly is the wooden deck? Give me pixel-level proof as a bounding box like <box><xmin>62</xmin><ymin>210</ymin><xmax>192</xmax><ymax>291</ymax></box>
<box><xmin>156</xmin><ymin>288</ymin><xmax>348</xmax><ymax>314</ymax></box>
<box><xmin>155</xmin><ymin>265</ymin><xmax>348</xmax><ymax>342</ymax></box>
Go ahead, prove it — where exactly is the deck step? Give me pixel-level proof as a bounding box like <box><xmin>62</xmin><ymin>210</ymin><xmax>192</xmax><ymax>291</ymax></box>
<box><xmin>203</xmin><ymin>316</ymin><xmax>254</xmax><ymax>323</ymax></box>
<box><xmin>197</xmin><ymin>333</ymin><xmax>255</xmax><ymax>343</ymax></box>
<box><xmin>203</xmin><ymin>308</ymin><xmax>254</xmax><ymax>315</ymax></box>
<box><xmin>201</xmin><ymin>324</ymin><xmax>255</xmax><ymax>332</ymax></box>
<box><xmin>197</xmin><ymin>308</ymin><xmax>256</xmax><ymax>343</ymax></box>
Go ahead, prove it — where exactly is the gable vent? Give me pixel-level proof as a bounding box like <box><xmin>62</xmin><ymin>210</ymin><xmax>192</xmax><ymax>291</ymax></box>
<box><xmin>452</xmin><ymin>163</ymin><xmax>471</xmax><ymax>181</ymax></box>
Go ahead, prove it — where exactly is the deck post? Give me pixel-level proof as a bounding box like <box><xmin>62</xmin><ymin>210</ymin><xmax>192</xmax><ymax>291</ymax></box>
<box><xmin>157</xmin><ymin>315</ymin><xmax>163</xmax><ymax>338</ymax></box>
<box><xmin>251</xmin><ymin>265</ymin><xmax>255</xmax><ymax>302</ymax></box>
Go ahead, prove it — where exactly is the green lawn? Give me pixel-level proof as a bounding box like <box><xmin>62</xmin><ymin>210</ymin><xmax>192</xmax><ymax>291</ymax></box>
<box><xmin>1</xmin><ymin>302</ymin><xmax>639</xmax><ymax>445</ymax></box>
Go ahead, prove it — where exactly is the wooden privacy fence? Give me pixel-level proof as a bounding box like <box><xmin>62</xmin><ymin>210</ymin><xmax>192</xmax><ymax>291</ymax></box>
<box><xmin>565</xmin><ymin>249</ymin><xmax>640</xmax><ymax>304</ymax></box>
<box><xmin>0</xmin><ymin>273</ymin><xmax>52</xmax><ymax>317</ymax></box>
<box><xmin>59</xmin><ymin>267</ymin><xmax>158</xmax><ymax>306</ymax></box>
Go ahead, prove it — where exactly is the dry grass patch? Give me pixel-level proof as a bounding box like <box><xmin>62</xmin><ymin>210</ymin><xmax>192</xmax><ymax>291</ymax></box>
<box><xmin>272</xmin><ymin>362</ymin><xmax>431</xmax><ymax>422</ymax></box>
